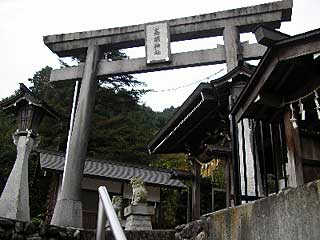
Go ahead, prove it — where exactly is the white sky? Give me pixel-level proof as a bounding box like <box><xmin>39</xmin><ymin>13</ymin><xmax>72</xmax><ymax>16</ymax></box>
<box><xmin>0</xmin><ymin>0</ymin><xmax>319</xmax><ymax>111</ymax></box>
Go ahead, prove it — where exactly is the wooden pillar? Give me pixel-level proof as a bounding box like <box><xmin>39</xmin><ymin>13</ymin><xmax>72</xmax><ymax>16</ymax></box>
<box><xmin>192</xmin><ymin>161</ymin><xmax>201</xmax><ymax>221</ymax></box>
<box><xmin>51</xmin><ymin>45</ymin><xmax>100</xmax><ymax>228</ymax></box>
<box><xmin>283</xmin><ymin>108</ymin><xmax>304</xmax><ymax>187</ymax></box>
<box><xmin>211</xmin><ymin>186</ymin><xmax>215</xmax><ymax>212</ymax></box>
<box><xmin>187</xmin><ymin>186</ymin><xmax>191</xmax><ymax>223</ymax></box>
<box><xmin>225</xmin><ymin>158</ymin><xmax>231</xmax><ymax>207</ymax></box>
<box><xmin>228</xmin><ymin>155</ymin><xmax>235</xmax><ymax>207</ymax></box>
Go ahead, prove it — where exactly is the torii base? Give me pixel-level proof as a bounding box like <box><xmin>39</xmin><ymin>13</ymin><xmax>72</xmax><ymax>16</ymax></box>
<box><xmin>50</xmin><ymin>198</ymin><xmax>82</xmax><ymax>228</ymax></box>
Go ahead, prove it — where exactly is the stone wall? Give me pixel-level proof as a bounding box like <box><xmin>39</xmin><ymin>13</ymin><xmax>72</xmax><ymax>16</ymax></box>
<box><xmin>0</xmin><ymin>218</ymin><xmax>81</xmax><ymax>240</ymax></box>
<box><xmin>0</xmin><ymin>217</ymin><xmax>175</xmax><ymax>240</ymax></box>
<box><xmin>69</xmin><ymin>229</ymin><xmax>176</xmax><ymax>240</ymax></box>
<box><xmin>175</xmin><ymin>219</ymin><xmax>209</xmax><ymax>240</ymax></box>
<box><xmin>175</xmin><ymin>179</ymin><xmax>320</xmax><ymax>240</ymax></box>
<box><xmin>104</xmin><ymin>230</ymin><xmax>175</xmax><ymax>240</ymax></box>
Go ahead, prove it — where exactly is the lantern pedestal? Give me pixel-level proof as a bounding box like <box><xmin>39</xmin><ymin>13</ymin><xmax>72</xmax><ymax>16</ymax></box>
<box><xmin>0</xmin><ymin>131</ymin><xmax>39</xmax><ymax>221</ymax></box>
<box><xmin>124</xmin><ymin>203</ymin><xmax>154</xmax><ymax>230</ymax></box>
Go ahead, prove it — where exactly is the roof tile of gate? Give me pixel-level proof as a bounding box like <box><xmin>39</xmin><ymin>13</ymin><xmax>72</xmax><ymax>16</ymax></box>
<box><xmin>39</xmin><ymin>150</ymin><xmax>188</xmax><ymax>188</ymax></box>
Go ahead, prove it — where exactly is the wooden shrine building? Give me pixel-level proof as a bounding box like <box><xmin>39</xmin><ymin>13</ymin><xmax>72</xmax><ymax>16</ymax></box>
<box><xmin>148</xmin><ymin>63</ymin><xmax>255</xmax><ymax>219</ymax></box>
<box><xmin>231</xmin><ymin>27</ymin><xmax>320</xmax><ymax>200</ymax></box>
<box><xmin>149</xmin><ymin>26</ymin><xmax>320</xmax><ymax>222</ymax></box>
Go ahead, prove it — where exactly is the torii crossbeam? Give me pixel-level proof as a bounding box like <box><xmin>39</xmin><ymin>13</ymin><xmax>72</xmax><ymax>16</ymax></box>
<box><xmin>44</xmin><ymin>0</ymin><xmax>292</xmax><ymax>228</ymax></box>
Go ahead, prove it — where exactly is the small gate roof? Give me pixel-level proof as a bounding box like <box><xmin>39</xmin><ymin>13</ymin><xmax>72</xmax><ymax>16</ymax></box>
<box><xmin>39</xmin><ymin>150</ymin><xmax>188</xmax><ymax>188</ymax></box>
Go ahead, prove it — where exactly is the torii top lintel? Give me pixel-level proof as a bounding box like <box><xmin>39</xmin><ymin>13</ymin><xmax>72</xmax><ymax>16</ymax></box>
<box><xmin>43</xmin><ymin>0</ymin><xmax>292</xmax><ymax>58</ymax></box>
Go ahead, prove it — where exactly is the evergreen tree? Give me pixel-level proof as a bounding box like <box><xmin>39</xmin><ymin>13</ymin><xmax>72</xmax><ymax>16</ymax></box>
<box><xmin>0</xmin><ymin>50</ymin><xmax>189</xmax><ymax>219</ymax></box>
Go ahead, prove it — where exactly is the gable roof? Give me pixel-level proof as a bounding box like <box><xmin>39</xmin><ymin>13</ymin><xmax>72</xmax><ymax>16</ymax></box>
<box><xmin>147</xmin><ymin>64</ymin><xmax>254</xmax><ymax>155</ymax></box>
<box><xmin>39</xmin><ymin>150</ymin><xmax>187</xmax><ymax>188</ymax></box>
<box><xmin>147</xmin><ymin>83</ymin><xmax>218</xmax><ymax>154</ymax></box>
<box><xmin>231</xmin><ymin>28</ymin><xmax>320</xmax><ymax>122</ymax></box>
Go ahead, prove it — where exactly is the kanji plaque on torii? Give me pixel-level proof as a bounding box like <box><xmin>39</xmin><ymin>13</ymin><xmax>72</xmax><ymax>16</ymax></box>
<box><xmin>145</xmin><ymin>21</ymin><xmax>171</xmax><ymax>64</ymax></box>
<box><xmin>43</xmin><ymin>0</ymin><xmax>292</xmax><ymax>228</ymax></box>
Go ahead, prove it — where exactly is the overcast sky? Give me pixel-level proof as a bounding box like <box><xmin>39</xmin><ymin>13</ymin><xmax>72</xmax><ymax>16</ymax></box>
<box><xmin>0</xmin><ymin>0</ymin><xmax>319</xmax><ymax>111</ymax></box>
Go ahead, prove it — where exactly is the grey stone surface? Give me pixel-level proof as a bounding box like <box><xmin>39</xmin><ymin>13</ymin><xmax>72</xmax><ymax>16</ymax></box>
<box><xmin>125</xmin><ymin>215</ymin><xmax>152</xmax><ymax>231</ymax></box>
<box><xmin>124</xmin><ymin>203</ymin><xmax>155</xmax><ymax>231</ymax></box>
<box><xmin>223</xmin><ymin>25</ymin><xmax>241</xmax><ymax>72</ymax></box>
<box><xmin>50</xmin><ymin>43</ymin><xmax>266</xmax><ymax>82</ymax></box>
<box><xmin>0</xmin><ymin>218</ymin><xmax>84</xmax><ymax>239</ymax></box>
<box><xmin>176</xmin><ymin>180</ymin><xmax>320</xmax><ymax>239</ymax></box>
<box><xmin>0</xmin><ymin>135</ymin><xmax>35</xmax><ymax>222</ymax></box>
<box><xmin>106</xmin><ymin>219</ymin><xmax>126</xmax><ymax>229</ymax></box>
<box><xmin>24</xmin><ymin>222</ymin><xmax>36</xmax><ymax>235</ymax></box>
<box><xmin>43</xmin><ymin>0</ymin><xmax>292</xmax><ymax>57</ymax></box>
<box><xmin>124</xmin><ymin>204</ymin><xmax>155</xmax><ymax>217</ymax></box>
<box><xmin>50</xmin><ymin>198</ymin><xmax>83</xmax><ymax>228</ymax></box>
<box><xmin>207</xmin><ymin>180</ymin><xmax>320</xmax><ymax>240</ymax></box>
<box><xmin>104</xmin><ymin>230</ymin><xmax>176</xmax><ymax>240</ymax></box>
<box><xmin>50</xmin><ymin>45</ymin><xmax>100</xmax><ymax>228</ymax></box>
<box><xmin>195</xmin><ymin>231</ymin><xmax>208</xmax><ymax>240</ymax></box>
<box><xmin>0</xmin><ymin>217</ymin><xmax>175</xmax><ymax>240</ymax></box>
<box><xmin>130</xmin><ymin>177</ymin><xmax>148</xmax><ymax>205</ymax></box>
<box><xmin>15</xmin><ymin>221</ymin><xmax>24</xmax><ymax>233</ymax></box>
<box><xmin>175</xmin><ymin>219</ymin><xmax>208</xmax><ymax>240</ymax></box>
<box><xmin>0</xmin><ymin>218</ymin><xmax>15</xmax><ymax>228</ymax></box>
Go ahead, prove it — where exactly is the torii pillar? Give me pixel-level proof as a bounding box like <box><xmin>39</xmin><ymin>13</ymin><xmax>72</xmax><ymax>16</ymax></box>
<box><xmin>223</xmin><ymin>25</ymin><xmax>241</xmax><ymax>206</ymax></box>
<box><xmin>50</xmin><ymin>45</ymin><xmax>100</xmax><ymax>228</ymax></box>
<box><xmin>223</xmin><ymin>26</ymin><xmax>242</xmax><ymax>72</ymax></box>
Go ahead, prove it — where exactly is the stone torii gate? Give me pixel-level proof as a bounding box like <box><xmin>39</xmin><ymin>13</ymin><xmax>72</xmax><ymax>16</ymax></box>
<box><xmin>44</xmin><ymin>0</ymin><xmax>292</xmax><ymax>227</ymax></box>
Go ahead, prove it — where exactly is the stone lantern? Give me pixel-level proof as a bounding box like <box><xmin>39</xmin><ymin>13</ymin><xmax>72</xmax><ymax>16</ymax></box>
<box><xmin>0</xmin><ymin>83</ymin><xmax>59</xmax><ymax>221</ymax></box>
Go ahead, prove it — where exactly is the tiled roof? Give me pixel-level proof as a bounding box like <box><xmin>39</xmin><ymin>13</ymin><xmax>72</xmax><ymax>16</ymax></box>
<box><xmin>40</xmin><ymin>151</ymin><xmax>186</xmax><ymax>188</ymax></box>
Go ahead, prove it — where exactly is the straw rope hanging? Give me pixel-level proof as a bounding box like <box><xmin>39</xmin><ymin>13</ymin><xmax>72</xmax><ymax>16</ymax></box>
<box><xmin>193</xmin><ymin>158</ymin><xmax>221</xmax><ymax>177</ymax></box>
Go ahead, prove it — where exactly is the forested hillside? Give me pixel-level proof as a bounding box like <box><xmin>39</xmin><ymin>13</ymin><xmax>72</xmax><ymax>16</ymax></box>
<box><xmin>0</xmin><ymin>51</ymin><xmax>190</xmax><ymax>224</ymax></box>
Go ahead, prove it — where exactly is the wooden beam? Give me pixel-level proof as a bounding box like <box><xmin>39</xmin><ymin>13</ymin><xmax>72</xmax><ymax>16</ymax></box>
<box><xmin>286</xmin><ymin>69</ymin><xmax>320</xmax><ymax>102</ymax></box>
<box><xmin>278</xmin><ymin>35</ymin><xmax>320</xmax><ymax>61</ymax></box>
<box><xmin>303</xmin><ymin>159</ymin><xmax>320</xmax><ymax>167</ymax></box>
<box><xmin>257</xmin><ymin>91</ymin><xmax>282</xmax><ymax>108</ymax></box>
<box><xmin>234</xmin><ymin>50</ymin><xmax>278</xmax><ymax>122</ymax></box>
<box><xmin>43</xmin><ymin>0</ymin><xmax>292</xmax><ymax>57</ymax></box>
<box><xmin>273</xmin><ymin>61</ymin><xmax>296</xmax><ymax>92</ymax></box>
<box><xmin>254</xmin><ymin>26</ymin><xmax>290</xmax><ymax>47</ymax></box>
<box><xmin>192</xmin><ymin>161</ymin><xmax>201</xmax><ymax>221</ymax></box>
<box><xmin>50</xmin><ymin>43</ymin><xmax>266</xmax><ymax>82</ymax></box>
<box><xmin>225</xmin><ymin>157</ymin><xmax>231</xmax><ymax>208</ymax></box>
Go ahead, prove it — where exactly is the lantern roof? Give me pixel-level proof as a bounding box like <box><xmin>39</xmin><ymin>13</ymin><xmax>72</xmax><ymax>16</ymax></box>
<box><xmin>1</xmin><ymin>83</ymin><xmax>60</xmax><ymax>120</ymax></box>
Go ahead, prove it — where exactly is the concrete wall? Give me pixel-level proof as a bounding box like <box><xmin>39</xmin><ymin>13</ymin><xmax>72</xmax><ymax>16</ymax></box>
<box><xmin>208</xmin><ymin>180</ymin><xmax>320</xmax><ymax>240</ymax></box>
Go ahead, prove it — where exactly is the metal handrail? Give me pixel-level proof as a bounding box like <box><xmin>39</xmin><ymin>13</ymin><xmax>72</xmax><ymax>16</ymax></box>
<box><xmin>96</xmin><ymin>186</ymin><xmax>127</xmax><ymax>240</ymax></box>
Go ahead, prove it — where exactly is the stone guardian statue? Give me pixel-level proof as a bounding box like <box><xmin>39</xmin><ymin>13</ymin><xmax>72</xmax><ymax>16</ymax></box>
<box><xmin>130</xmin><ymin>176</ymin><xmax>147</xmax><ymax>205</ymax></box>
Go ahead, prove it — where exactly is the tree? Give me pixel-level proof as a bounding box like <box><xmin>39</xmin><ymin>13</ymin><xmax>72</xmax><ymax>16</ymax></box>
<box><xmin>0</xmin><ymin>110</ymin><xmax>16</xmax><ymax>180</ymax></box>
<box><xmin>0</xmin><ymin>50</ymin><xmax>190</xmax><ymax>219</ymax></box>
